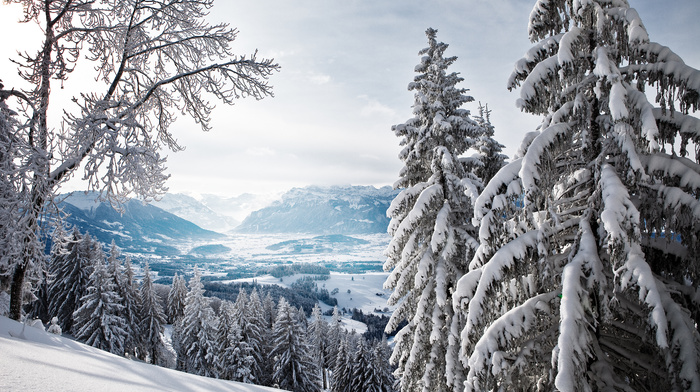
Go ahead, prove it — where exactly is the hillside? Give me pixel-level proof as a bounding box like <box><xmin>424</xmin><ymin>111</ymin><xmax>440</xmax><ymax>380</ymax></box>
<box><xmin>236</xmin><ymin>185</ymin><xmax>398</xmax><ymax>234</ymax></box>
<box><xmin>0</xmin><ymin>316</ymin><xmax>280</xmax><ymax>392</ymax></box>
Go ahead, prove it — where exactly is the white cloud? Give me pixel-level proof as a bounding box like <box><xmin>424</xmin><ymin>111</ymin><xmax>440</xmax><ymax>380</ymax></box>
<box><xmin>245</xmin><ymin>147</ymin><xmax>276</xmax><ymax>157</ymax></box>
<box><xmin>308</xmin><ymin>72</ymin><xmax>332</xmax><ymax>85</ymax></box>
<box><xmin>358</xmin><ymin>95</ymin><xmax>397</xmax><ymax>118</ymax></box>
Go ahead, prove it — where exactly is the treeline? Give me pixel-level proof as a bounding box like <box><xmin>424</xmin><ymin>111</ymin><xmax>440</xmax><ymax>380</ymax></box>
<box><xmin>263</xmin><ymin>263</ymin><xmax>331</xmax><ymax>278</ymax></box>
<box><xmin>204</xmin><ymin>278</ymin><xmax>337</xmax><ymax>316</ymax></box>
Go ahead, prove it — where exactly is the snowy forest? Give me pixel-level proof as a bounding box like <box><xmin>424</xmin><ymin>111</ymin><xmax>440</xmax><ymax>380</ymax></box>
<box><xmin>1</xmin><ymin>0</ymin><xmax>700</xmax><ymax>391</ymax></box>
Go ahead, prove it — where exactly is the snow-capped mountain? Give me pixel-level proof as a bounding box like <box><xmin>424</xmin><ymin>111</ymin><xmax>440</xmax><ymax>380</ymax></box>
<box><xmin>58</xmin><ymin>192</ymin><xmax>222</xmax><ymax>255</ymax></box>
<box><xmin>153</xmin><ymin>193</ymin><xmax>240</xmax><ymax>233</ymax></box>
<box><xmin>235</xmin><ymin>185</ymin><xmax>399</xmax><ymax>234</ymax></box>
<box><xmin>153</xmin><ymin>192</ymin><xmax>281</xmax><ymax>233</ymax></box>
<box><xmin>199</xmin><ymin>192</ymin><xmax>281</xmax><ymax>222</ymax></box>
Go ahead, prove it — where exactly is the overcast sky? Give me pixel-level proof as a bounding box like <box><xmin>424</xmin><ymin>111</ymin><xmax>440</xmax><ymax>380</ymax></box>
<box><xmin>1</xmin><ymin>1</ymin><xmax>699</xmax><ymax>197</ymax></box>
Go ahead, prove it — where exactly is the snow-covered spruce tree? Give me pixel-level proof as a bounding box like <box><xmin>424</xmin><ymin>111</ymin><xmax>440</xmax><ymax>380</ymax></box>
<box><xmin>471</xmin><ymin>103</ymin><xmax>507</xmax><ymax>186</ymax></box>
<box><xmin>259</xmin><ymin>291</ymin><xmax>277</xmax><ymax>386</ymax></box>
<box><xmin>106</xmin><ymin>242</ymin><xmax>140</xmax><ymax>357</ymax></box>
<box><xmin>167</xmin><ymin>273</ymin><xmax>187</xmax><ymax>324</ymax></box>
<box><xmin>350</xmin><ymin>337</ymin><xmax>373</xmax><ymax>392</ymax></box>
<box><xmin>308</xmin><ymin>303</ymin><xmax>330</xmax><ymax>389</ymax></box>
<box><xmin>271</xmin><ymin>297</ymin><xmax>321</xmax><ymax>392</ymax></box>
<box><xmin>176</xmin><ymin>269</ymin><xmax>220</xmax><ymax>378</ymax></box>
<box><xmin>138</xmin><ymin>262</ymin><xmax>167</xmax><ymax>365</ymax></box>
<box><xmin>453</xmin><ymin>1</ymin><xmax>700</xmax><ymax>391</ymax></box>
<box><xmin>370</xmin><ymin>336</ymin><xmax>396</xmax><ymax>392</ymax></box>
<box><xmin>48</xmin><ymin>229</ymin><xmax>95</xmax><ymax>333</ymax></box>
<box><xmin>219</xmin><ymin>300</ymin><xmax>255</xmax><ymax>384</ymax></box>
<box><xmin>326</xmin><ymin>305</ymin><xmax>343</xmax><ymax>361</ymax></box>
<box><xmin>330</xmin><ymin>330</ymin><xmax>352</xmax><ymax>392</ymax></box>
<box><xmin>1</xmin><ymin>0</ymin><xmax>279</xmax><ymax>321</ymax></box>
<box><xmin>244</xmin><ymin>288</ymin><xmax>267</xmax><ymax>384</ymax></box>
<box><xmin>27</xmin><ymin>223</ymin><xmax>67</xmax><ymax>322</ymax></box>
<box><xmin>218</xmin><ymin>301</ymin><xmax>241</xmax><ymax>380</ymax></box>
<box><xmin>383</xmin><ymin>27</ymin><xmax>483</xmax><ymax>392</ymax></box>
<box><xmin>72</xmin><ymin>257</ymin><xmax>127</xmax><ymax>355</ymax></box>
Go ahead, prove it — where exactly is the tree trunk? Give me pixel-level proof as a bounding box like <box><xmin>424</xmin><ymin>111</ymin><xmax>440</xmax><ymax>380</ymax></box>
<box><xmin>9</xmin><ymin>263</ymin><xmax>26</xmax><ymax>321</ymax></box>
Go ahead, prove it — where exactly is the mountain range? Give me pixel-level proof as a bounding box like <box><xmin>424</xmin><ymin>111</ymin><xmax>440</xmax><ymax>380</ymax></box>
<box><xmin>235</xmin><ymin>185</ymin><xmax>399</xmax><ymax>234</ymax></box>
<box><xmin>57</xmin><ymin>185</ymin><xmax>397</xmax><ymax>257</ymax></box>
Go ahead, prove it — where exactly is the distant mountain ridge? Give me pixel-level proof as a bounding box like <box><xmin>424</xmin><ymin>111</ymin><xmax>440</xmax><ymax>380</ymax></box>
<box><xmin>59</xmin><ymin>192</ymin><xmax>222</xmax><ymax>256</ymax></box>
<box><xmin>153</xmin><ymin>192</ymin><xmax>281</xmax><ymax>233</ymax></box>
<box><xmin>235</xmin><ymin>185</ymin><xmax>399</xmax><ymax>234</ymax></box>
<box><xmin>153</xmin><ymin>193</ymin><xmax>240</xmax><ymax>233</ymax></box>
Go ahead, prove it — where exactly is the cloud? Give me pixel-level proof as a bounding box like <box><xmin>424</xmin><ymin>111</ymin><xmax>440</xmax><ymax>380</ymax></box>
<box><xmin>358</xmin><ymin>95</ymin><xmax>397</xmax><ymax>118</ymax></box>
<box><xmin>245</xmin><ymin>147</ymin><xmax>276</xmax><ymax>157</ymax></box>
<box><xmin>308</xmin><ymin>72</ymin><xmax>332</xmax><ymax>85</ymax></box>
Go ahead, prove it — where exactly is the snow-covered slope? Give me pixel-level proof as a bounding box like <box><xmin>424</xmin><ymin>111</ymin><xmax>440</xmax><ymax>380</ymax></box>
<box><xmin>0</xmin><ymin>316</ymin><xmax>280</xmax><ymax>392</ymax></box>
<box><xmin>236</xmin><ymin>185</ymin><xmax>399</xmax><ymax>234</ymax></box>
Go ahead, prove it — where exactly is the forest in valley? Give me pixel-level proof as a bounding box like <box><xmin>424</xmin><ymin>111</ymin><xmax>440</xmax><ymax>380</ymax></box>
<box><xmin>1</xmin><ymin>0</ymin><xmax>699</xmax><ymax>391</ymax></box>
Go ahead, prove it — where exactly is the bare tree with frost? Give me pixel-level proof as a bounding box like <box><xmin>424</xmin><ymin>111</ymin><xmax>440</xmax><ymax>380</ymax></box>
<box><xmin>383</xmin><ymin>28</ymin><xmax>483</xmax><ymax>392</ymax></box>
<box><xmin>453</xmin><ymin>1</ymin><xmax>700</xmax><ymax>390</ymax></box>
<box><xmin>0</xmin><ymin>0</ymin><xmax>279</xmax><ymax>321</ymax></box>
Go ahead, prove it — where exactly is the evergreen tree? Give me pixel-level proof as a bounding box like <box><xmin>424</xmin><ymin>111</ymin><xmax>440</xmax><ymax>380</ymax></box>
<box><xmin>48</xmin><ymin>229</ymin><xmax>94</xmax><ymax>333</ymax></box>
<box><xmin>72</xmin><ymin>258</ymin><xmax>127</xmax><ymax>355</ymax></box>
<box><xmin>330</xmin><ymin>332</ymin><xmax>352</xmax><ymax>392</ymax></box>
<box><xmin>326</xmin><ymin>305</ymin><xmax>343</xmax><ymax>361</ymax></box>
<box><xmin>220</xmin><ymin>315</ymin><xmax>255</xmax><ymax>383</ymax></box>
<box><xmin>454</xmin><ymin>1</ymin><xmax>700</xmax><ymax>390</ymax></box>
<box><xmin>350</xmin><ymin>337</ymin><xmax>372</xmax><ymax>392</ymax></box>
<box><xmin>384</xmin><ymin>27</ymin><xmax>482</xmax><ymax>392</ymax></box>
<box><xmin>166</xmin><ymin>273</ymin><xmax>187</xmax><ymax>324</ymax></box>
<box><xmin>176</xmin><ymin>269</ymin><xmax>220</xmax><ymax>378</ymax></box>
<box><xmin>471</xmin><ymin>103</ymin><xmax>507</xmax><ymax>186</ymax></box>
<box><xmin>370</xmin><ymin>336</ymin><xmax>396</xmax><ymax>392</ymax></box>
<box><xmin>106</xmin><ymin>242</ymin><xmax>140</xmax><ymax>357</ymax></box>
<box><xmin>138</xmin><ymin>261</ymin><xmax>167</xmax><ymax>365</ymax></box>
<box><xmin>271</xmin><ymin>297</ymin><xmax>321</xmax><ymax>392</ymax></box>
<box><xmin>244</xmin><ymin>288</ymin><xmax>267</xmax><ymax>384</ymax></box>
<box><xmin>258</xmin><ymin>290</ymin><xmax>276</xmax><ymax>386</ymax></box>
<box><xmin>262</xmin><ymin>291</ymin><xmax>277</xmax><ymax>330</ymax></box>
<box><xmin>308</xmin><ymin>303</ymin><xmax>330</xmax><ymax>389</ymax></box>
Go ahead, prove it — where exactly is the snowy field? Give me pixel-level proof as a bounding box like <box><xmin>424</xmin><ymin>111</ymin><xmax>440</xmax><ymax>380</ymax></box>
<box><xmin>231</xmin><ymin>271</ymin><xmax>394</xmax><ymax>315</ymax></box>
<box><xmin>177</xmin><ymin>233</ymin><xmax>390</xmax><ymax>265</ymax></box>
<box><xmin>0</xmin><ymin>316</ymin><xmax>281</xmax><ymax>392</ymax></box>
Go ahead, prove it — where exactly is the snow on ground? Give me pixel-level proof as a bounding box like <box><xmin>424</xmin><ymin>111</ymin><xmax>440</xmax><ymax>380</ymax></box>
<box><xmin>0</xmin><ymin>316</ymin><xmax>280</xmax><ymax>392</ymax></box>
<box><xmin>234</xmin><ymin>271</ymin><xmax>394</xmax><ymax>315</ymax></box>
